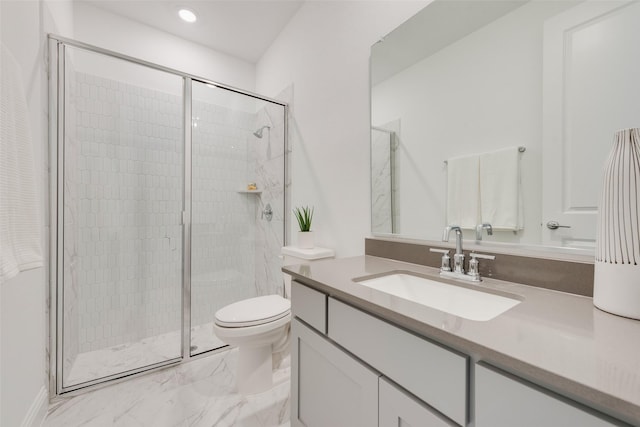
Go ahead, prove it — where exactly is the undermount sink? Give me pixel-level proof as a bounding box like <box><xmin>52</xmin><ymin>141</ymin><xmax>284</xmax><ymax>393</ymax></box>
<box><xmin>354</xmin><ymin>272</ymin><xmax>521</xmax><ymax>321</ymax></box>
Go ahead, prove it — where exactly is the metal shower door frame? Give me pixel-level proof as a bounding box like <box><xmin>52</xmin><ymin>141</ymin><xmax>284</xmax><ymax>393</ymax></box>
<box><xmin>48</xmin><ymin>35</ymin><xmax>289</xmax><ymax>398</ymax></box>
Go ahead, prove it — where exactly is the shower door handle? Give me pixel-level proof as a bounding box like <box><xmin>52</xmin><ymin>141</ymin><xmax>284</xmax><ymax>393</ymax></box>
<box><xmin>262</xmin><ymin>204</ymin><xmax>273</xmax><ymax>221</ymax></box>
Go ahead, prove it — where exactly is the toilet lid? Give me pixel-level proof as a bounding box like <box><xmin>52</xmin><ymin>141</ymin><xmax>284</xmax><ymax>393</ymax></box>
<box><xmin>215</xmin><ymin>295</ymin><xmax>291</xmax><ymax>328</ymax></box>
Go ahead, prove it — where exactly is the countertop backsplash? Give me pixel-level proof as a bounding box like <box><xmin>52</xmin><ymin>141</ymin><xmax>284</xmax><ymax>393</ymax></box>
<box><xmin>365</xmin><ymin>237</ymin><xmax>595</xmax><ymax>297</ymax></box>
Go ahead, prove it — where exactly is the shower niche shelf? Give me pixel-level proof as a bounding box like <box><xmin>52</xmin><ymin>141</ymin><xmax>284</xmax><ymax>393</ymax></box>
<box><xmin>237</xmin><ymin>190</ymin><xmax>262</xmax><ymax>195</ymax></box>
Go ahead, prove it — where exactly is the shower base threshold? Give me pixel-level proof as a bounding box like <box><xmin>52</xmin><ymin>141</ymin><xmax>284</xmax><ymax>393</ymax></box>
<box><xmin>64</xmin><ymin>322</ymin><xmax>225</xmax><ymax>387</ymax></box>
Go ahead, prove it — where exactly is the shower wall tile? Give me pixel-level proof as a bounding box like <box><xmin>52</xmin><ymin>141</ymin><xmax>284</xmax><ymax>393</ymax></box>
<box><xmin>63</xmin><ymin>67</ymin><xmax>81</xmax><ymax>378</ymax></box>
<box><xmin>191</xmin><ymin>100</ymin><xmax>257</xmax><ymax>328</ymax></box>
<box><xmin>190</xmin><ymin>96</ymin><xmax>286</xmax><ymax>329</ymax></box>
<box><xmin>67</xmin><ymin>72</ymin><xmax>183</xmax><ymax>358</ymax></box>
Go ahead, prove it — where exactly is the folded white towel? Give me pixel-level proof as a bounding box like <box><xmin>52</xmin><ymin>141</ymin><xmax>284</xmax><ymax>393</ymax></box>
<box><xmin>446</xmin><ymin>154</ymin><xmax>480</xmax><ymax>229</ymax></box>
<box><xmin>1</xmin><ymin>44</ymin><xmax>43</xmax><ymax>283</ymax></box>
<box><xmin>479</xmin><ymin>147</ymin><xmax>522</xmax><ymax>231</ymax></box>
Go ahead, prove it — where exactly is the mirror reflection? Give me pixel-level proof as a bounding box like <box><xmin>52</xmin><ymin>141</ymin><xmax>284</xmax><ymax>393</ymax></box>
<box><xmin>370</xmin><ymin>0</ymin><xmax>640</xmax><ymax>251</ymax></box>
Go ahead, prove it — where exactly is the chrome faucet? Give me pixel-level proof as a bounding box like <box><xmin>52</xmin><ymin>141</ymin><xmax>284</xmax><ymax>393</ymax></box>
<box><xmin>431</xmin><ymin>225</ymin><xmax>496</xmax><ymax>282</ymax></box>
<box><xmin>442</xmin><ymin>225</ymin><xmax>464</xmax><ymax>274</ymax></box>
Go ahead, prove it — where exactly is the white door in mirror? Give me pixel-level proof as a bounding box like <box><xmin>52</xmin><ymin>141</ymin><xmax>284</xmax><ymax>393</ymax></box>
<box><xmin>542</xmin><ymin>1</ymin><xmax>640</xmax><ymax>248</ymax></box>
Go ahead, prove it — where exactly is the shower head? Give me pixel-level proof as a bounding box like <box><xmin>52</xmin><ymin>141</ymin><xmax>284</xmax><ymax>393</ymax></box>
<box><xmin>253</xmin><ymin>125</ymin><xmax>271</xmax><ymax>138</ymax></box>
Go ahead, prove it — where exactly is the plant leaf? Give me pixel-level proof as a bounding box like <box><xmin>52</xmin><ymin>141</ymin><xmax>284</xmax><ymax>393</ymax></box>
<box><xmin>293</xmin><ymin>206</ymin><xmax>314</xmax><ymax>232</ymax></box>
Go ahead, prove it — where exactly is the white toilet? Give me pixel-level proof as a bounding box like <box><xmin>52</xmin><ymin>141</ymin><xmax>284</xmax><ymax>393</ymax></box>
<box><xmin>213</xmin><ymin>246</ymin><xmax>334</xmax><ymax>394</ymax></box>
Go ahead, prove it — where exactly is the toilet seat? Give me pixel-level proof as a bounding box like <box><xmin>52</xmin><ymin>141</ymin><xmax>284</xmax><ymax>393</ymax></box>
<box><xmin>215</xmin><ymin>295</ymin><xmax>291</xmax><ymax>328</ymax></box>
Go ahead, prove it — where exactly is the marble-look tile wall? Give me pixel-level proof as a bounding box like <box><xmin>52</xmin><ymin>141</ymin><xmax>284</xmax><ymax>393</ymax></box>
<box><xmin>371</xmin><ymin>128</ymin><xmax>394</xmax><ymax>234</ymax></box>
<box><xmin>64</xmin><ymin>72</ymin><xmax>184</xmax><ymax>375</ymax></box>
<box><xmin>253</xmin><ymin>100</ymin><xmax>287</xmax><ymax>298</ymax></box>
<box><xmin>371</xmin><ymin>119</ymin><xmax>400</xmax><ymax>235</ymax></box>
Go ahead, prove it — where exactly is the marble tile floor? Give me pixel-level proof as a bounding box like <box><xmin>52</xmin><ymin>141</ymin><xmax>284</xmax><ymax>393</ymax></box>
<box><xmin>66</xmin><ymin>322</ymin><xmax>226</xmax><ymax>387</ymax></box>
<box><xmin>190</xmin><ymin>322</ymin><xmax>227</xmax><ymax>357</ymax></box>
<box><xmin>44</xmin><ymin>348</ymin><xmax>291</xmax><ymax>427</ymax></box>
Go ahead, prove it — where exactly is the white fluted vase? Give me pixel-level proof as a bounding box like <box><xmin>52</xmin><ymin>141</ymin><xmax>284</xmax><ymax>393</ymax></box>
<box><xmin>594</xmin><ymin>128</ymin><xmax>640</xmax><ymax>319</ymax></box>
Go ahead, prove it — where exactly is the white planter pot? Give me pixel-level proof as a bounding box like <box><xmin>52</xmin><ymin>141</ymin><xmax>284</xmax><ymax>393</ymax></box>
<box><xmin>594</xmin><ymin>128</ymin><xmax>640</xmax><ymax>319</ymax></box>
<box><xmin>297</xmin><ymin>231</ymin><xmax>314</xmax><ymax>249</ymax></box>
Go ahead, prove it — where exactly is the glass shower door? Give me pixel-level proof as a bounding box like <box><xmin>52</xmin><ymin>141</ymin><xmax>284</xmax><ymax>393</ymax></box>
<box><xmin>190</xmin><ymin>81</ymin><xmax>286</xmax><ymax>355</ymax></box>
<box><xmin>59</xmin><ymin>45</ymin><xmax>184</xmax><ymax>389</ymax></box>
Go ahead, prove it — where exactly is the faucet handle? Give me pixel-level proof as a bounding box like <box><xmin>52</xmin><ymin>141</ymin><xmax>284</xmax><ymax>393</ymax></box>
<box><xmin>467</xmin><ymin>252</ymin><xmax>495</xmax><ymax>282</ymax></box>
<box><xmin>429</xmin><ymin>248</ymin><xmax>451</xmax><ymax>272</ymax></box>
<box><xmin>469</xmin><ymin>252</ymin><xmax>495</xmax><ymax>261</ymax></box>
<box><xmin>429</xmin><ymin>248</ymin><xmax>449</xmax><ymax>254</ymax></box>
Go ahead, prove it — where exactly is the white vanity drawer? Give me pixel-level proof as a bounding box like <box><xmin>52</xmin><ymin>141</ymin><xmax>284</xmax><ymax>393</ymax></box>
<box><xmin>291</xmin><ymin>280</ymin><xmax>327</xmax><ymax>334</ymax></box>
<box><xmin>328</xmin><ymin>297</ymin><xmax>468</xmax><ymax>426</ymax></box>
<box><xmin>476</xmin><ymin>363</ymin><xmax>628</xmax><ymax>427</ymax></box>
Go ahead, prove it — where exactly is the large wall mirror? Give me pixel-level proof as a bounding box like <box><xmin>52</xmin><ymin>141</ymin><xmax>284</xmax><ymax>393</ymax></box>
<box><xmin>370</xmin><ymin>0</ymin><xmax>640</xmax><ymax>254</ymax></box>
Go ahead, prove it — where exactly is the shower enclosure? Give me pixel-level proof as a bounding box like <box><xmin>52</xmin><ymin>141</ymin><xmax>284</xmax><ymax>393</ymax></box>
<box><xmin>49</xmin><ymin>36</ymin><xmax>287</xmax><ymax>395</ymax></box>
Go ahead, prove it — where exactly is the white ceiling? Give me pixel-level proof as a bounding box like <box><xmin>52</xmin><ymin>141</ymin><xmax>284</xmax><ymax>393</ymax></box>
<box><xmin>84</xmin><ymin>0</ymin><xmax>305</xmax><ymax>63</ymax></box>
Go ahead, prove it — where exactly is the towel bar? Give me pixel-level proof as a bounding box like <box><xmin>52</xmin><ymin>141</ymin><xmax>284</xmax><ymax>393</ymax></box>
<box><xmin>444</xmin><ymin>146</ymin><xmax>525</xmax><ymax>164</ymax></box>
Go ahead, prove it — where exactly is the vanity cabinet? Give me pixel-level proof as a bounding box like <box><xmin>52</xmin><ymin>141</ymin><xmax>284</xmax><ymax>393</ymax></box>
<box><xmin>328</xmin><ymin>297</ymin><xmax>468</xmax><ymax>426</ymax></box>
<box><xmin>290</xmin><ymin>318</ymin><xmax>379</xmax><ymax>427</ymax></box>
<box><xmin>291</xmin><ymin>278</ymin><xmax>327</xmax><ymax>334</ymax></box>
<box><xmin>379</xmin><ymin>377</ymin><xmax>458</xmax><ymax>427</ymax></box>
<box><xmin>290</xmin><ymin>280</ymin><xmax>631</xmax><ymax>427</ymax></box>
<box><xmin>291</xmin><ymin>280</ymin><xmax>465</xmax><ymax>427</ymax></box>
<box><xmin>475</xmin><ymin>363</ymin><xmax>627</xmax><ymax>427</ymax></box>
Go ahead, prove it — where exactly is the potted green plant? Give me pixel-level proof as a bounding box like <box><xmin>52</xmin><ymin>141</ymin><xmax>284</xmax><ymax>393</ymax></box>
<box><xmin>293</xmin><ymin>205</ymin><xmax>314</xmax><ymax>248</ymax></box>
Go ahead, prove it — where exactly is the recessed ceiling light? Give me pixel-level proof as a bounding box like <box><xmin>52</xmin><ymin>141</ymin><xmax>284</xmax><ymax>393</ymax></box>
<box><xmin>178</xmin><ymin>8</ymin><xmax>197</xmax><ymax>23</ymax></box>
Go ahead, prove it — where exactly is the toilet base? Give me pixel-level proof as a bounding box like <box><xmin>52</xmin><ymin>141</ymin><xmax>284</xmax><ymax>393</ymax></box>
<box><xmin>213</xmin><ymin>308</ymin><xmax>291</xmax><ymax>395</ymax></box>
<box><xmin>237</xmin><ymin>344</ymin><xmax>273</xmax><ymax>395</ymax></box>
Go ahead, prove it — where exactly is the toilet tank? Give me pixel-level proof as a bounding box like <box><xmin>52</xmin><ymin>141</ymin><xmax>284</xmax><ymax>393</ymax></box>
<box><xmin>281</xmin><ymin>246</ymin><xmax>335</xmax><ymax>298</ymax></box>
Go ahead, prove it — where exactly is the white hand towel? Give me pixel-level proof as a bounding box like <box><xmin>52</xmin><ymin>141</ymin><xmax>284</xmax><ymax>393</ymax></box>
<box><xmin>446</xmin><ymin>154</ymin><xmax>480</xmax><ymax>229</ymax></box>
<box><xmin>479</xmin><ymin>147</ymin><xmax>522</xmax><ymax>231</ymax></box>
<box><xmin>1</xmin><ymin>44</ymin><xmax>43</xmax><ymax>283</ymax></box>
